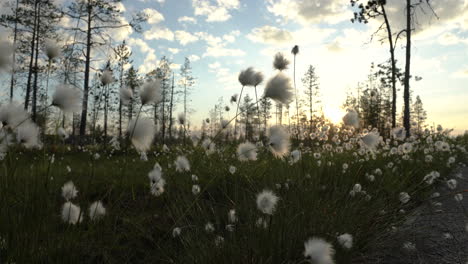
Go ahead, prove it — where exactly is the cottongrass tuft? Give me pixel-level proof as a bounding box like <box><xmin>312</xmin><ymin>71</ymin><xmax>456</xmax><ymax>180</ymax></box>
<box><xmin>172</xmin><ymin>227</ymin><xmax>181</xmax><ymax>237</ymax></box>
<box><xmin>253</xmin><ymin>71</ymin><xmax>264</xmax><ymax>86</ymax></box>
<box><xmin>273</xmin><ymin>52</ymin><xmax>289</xmax><ymax>71</ymax></box>
<box><xmin>0</xmin><ymin>102</ymin><xmax>30</xmax><ymax>128</ymax></box>
<box><xmin>16</xmin><ymin>121</ymin><xmax>41</xmax><ymax>149</ymax></box>
<box><xmin>175</xmin><ymin>156</ymin><xmax>190</xmax><ymax>172</ymax></box>
<box><xmin>256</xmin><ymin>190</ymin><xmax>279</xmax><ymax>215</ymax></box>
<box><xmin>44</xmin><ymin>39</ymin><xmax>61</xmax><ymax>61</ymax></box>
<box><xmin>392</xmin><ymin>127</ymin><xmax>406</xmax><ymax>141</ymax></box>
<box><xmin>148</xmin><ymin>163</ymin><xmax>166</xmax><ymax>196</ymax></box>
<box><xmin>88</xmin><ymin>201</ymin><xmax>106</xmax><ymax>221</ymax></box>
<box><xmin>52</xmin><ymin>84</ymin><xmax>82</xmax><ymax>113</ymax></box>
<box><xmin>140</xmin><ymin>80</ymin><xmax>162</xmax><ymax>105</ymax></box>
<box><xmin>447</xmin><ymin>179</ymin><xmax>457</xmax><ymax>190</ymax></box>
<box><xmin>205</xmin><ymin>222</ymin><xmax>215</xmax><ymax>233</ymax></box>
<box><xmin>57</xmin><ymin>127</ymin><xmax>69</xmax><ymax>140</ymax></box>
<box><xmin>303</xmin><ymin>237</ymin><xmax>335</xmax><ymax>264</ymax></box>
<box><xmin>337</xmin><ymin>233</ymin><xmax>353</xmax><ymax>249</ymax></box>
<box><xmin>100</xmin><ymin>70</ymin><xmax>113</xmax><ymax>85</ymax></box>
<box><xmin>268</xmin><ymin>125</ymin><xmax>291</xmax><ymax>158</ymax></box>
<box><xmin>192</xmin><ymin>184</ymin><xmax>201</xmax><ymax>195</ymax></box>
<box><xmin>237</xmin><ymin>142</ymin><xmax>257</xmax><ymax>161</ymax></box>
<box><xmin>61</xmin><ymin>201</ymin><xmax>82</xmax><ymax>225</ymax></box>
<box><xmin>127</xmin><ymin>117</ymin><xmax>155</xmax><ymax>152</ymax></box>
<box><xmin>290</xmin><ymin>149</ymin><xmax>301</xmax><ymax>163</ymax></box>
<box><xmin>264</xmin><ymin>73</ymin><xmax>294</xmax><ymax>105</ymax></box>
<box><xmin>399</xmin><ymin>192</ymin><xmax>411</xmax><ymax>204</ymax></box>
<box><xmin>238</xmin><ymin>67</ymin><xmax>256</xmax><ymax>86</ymax></box>
<box><xmin>178</xmin><ymin>113</ymin><xmax>186</xmax><ymax>125</ymax></box>
<box><xmin>229</xmin><ymin>165</ymin><xmax>236</xmax><ymax>174</ymax></box>
<box><xmin>228</xmin><ymin>209</ymin><xmax>237</xmax><ymax>223</ymax></box>
<box><xmin>342</xmin><ymin>109</ymin><xmax>359</xmax><ymax>128</ymax></box>
<box><xmin>361</xmin><ymin>132</ymin><xmax>380</xmax><ymax>150</ymax></box>
<box><xmin>120</xmin><ymin>87</ymin><xmax>133</xmax><ymax>105</ymax></box>
<box><xmin>61</xmin><ymin>181</ymin><xmax>78</xmax><ymax>201</ymax></box>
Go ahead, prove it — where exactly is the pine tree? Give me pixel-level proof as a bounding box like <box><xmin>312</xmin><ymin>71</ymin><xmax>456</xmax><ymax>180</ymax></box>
<box><xmin>114</xmin><ymin>41</ymin><xmax>132</xmax><ymax>138</ymax></box>
<box><xmin>302</xmin><ymin>65</ymin><xmax>320</xmax><ymax>129</ymax></box>
<box><xmin>412</xmin><ymin>95</ymin><xmax>427</xmax><ymax>134</ymax></box>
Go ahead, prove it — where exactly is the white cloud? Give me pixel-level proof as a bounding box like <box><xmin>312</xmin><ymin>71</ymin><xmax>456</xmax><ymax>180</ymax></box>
<box><xmin>247</xmin><ymin>26</ymin><xmax>293</xmax><ymax>44</ymax></box>
<box><xmin>144</xmin><ymin>26</ymin><xmax>174</xmax><ymax>41</ymax></box>
<box><xmin>438</xmin><ymin>32</ymin><xmax>468</xmax><ymax>45</ymax></box>
<box><xmin>452</xmin><ymin>68</ymin><xmax>468</xmax><ymax>78</ymax></box>
<box><xmin>175</xmin><ymin>30</ymin><xmax>199</xmax><ymax>45</ymax></box>
<box><xmin>208</xmin><ymin>62</ymin><xmax>221</xmax><ymax>69</ymax></box>
<box><xmin>127</xmin><ymin>38</ymin><xmax>158</xmax><ymax>74</ymax></box>
<box><xmin>168</xmin><ymin>47</ymin><xmax>180</xmax><ymax>54</ymax></box>
<box><xmin>204</xmin><ymin>46</ymin><xmax>245</xmax><ymax>57</ymax></box>
<box><xmin>192</xmin><ymin>0</ymin><xmax>240</xmax><ymax>22</ymax></box>
<box><xmin>178</xmin><ymin>16</ymin><xmax>197</xmax><ymax>24</ymax></box>
<box><xmin>142</xmin><ymin>8</ymin><xmax>165</xmax><ymax>24</ymax></box>
<box><xmin>188</xmin><ymin>55</ymin><xmax>200</xmax><ymax>62</ymax></box>
<box><xmin>266</xmin><ymin>0</ymin><xmax>349</xmax><ymax>25</ymax></box>
<box><xmin>170</xmin><ymin>63</ymin><xmax>181</xmax><ymax>70</ymax></box>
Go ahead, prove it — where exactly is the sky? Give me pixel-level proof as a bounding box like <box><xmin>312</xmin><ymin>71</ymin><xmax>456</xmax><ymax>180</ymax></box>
<box><xmin>1</xmin><ymin>0</ymin><xmax>468</xmax><ymax>134</ymax></box>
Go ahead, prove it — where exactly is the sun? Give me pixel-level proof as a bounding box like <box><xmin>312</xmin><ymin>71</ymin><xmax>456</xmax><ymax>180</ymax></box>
<box><xmin>323</xmin><ymin>106</ymin><xmax>345</xmax><ymax>124</ymax></box>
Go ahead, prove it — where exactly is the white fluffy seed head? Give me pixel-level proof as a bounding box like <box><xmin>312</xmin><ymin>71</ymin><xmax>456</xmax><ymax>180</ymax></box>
<box><xmin>238</xmin><ymin>67</ymin><xmax>256</xmax><ymax>86</ymax></box>
<box><xmin>175</xmin><ymin>155</ymin><xmax>190</xmax><ymax>172</ymax></box>
<box><xmin>273</xmin><ymin>52</ymin><xmax>289</xmax><ymax>71</ymax></box>
<box><xmin>0</xmin><ymin>102</ymin><xmax>29</xmax><ymax>128</ymax></box>
<box><xmin>127</xmin><ymin>117</ymin><xmax>155</xmax><ymax>152</ymax></box>
<box><xmin>337</xmin><ymin>233</ymin><xmax>353</xmax><ymax>249</ymax></box>
<box><xmin>392</xmin><ymin>127</ymin><xmax>406</xmax><ymax>141</ymax></box>
<box><xmin>44</xmin><ymin>39</ymin><xmax>61</xmax><ymax>60</ymax></box>
<box><xmin>399</xmin><ymin>192</ymin><xmax>411</xmax><ymax>204</ymax></box>
<box><xmin>148</xmin><ymin>163</ymin><xmax>165</xmax><ymax>196</ymax></box>
<box><xmin>51</xmin><ymin>84</ymin><xmax>82</xmax><ymax>113</ymax></box>
<box><xmin>342</xmin><ymin>109</ymin><xmax>359</xmax><ymax>128</ymax></box>
<box><xmin>140</xmin><ymin>80</ymin><xmax>162</xmax><ymax>105</ymax></box>
<box><xmin>57</xmin><ymin>127</ymin><xmax>69</xmax><ymax>140</ymax></box>
<box><xmin>361</xmin><ymin>132</ymin><xmax>380</xmax><ymax>150</ymax></box>
<box><xmin>237</xmin><ymin>142</ymin><xmax>257</xmax><ymax>161</ymax></box>
<box><xmin>178</xmin><ymin>113</ymin><xmax>186</xmax><ymax>125</ymax></box>
<box><xmin>100</xmin><ymin>70</ymin><xmax>114</xmax><ymax>85</ymax></box>
<box><xmin>61</xmin><ymin>202</ymin><xmax>82</xmax><ymax>225</ymax></box>
<box><xmin>120</xmin><ymin>87</ymin><xmax>133</xmax><ymax>105</ymax></box>
<box><xmin>61</xmin><ymin>181</ymin><xmax>78</xmax><ymax>201</ymax></box>
<box><xmin>264</xmin><ymin>72</ymin><xmax>294</xmax><ymax>105</ymax></box>
<box><xmin>16</xmin><ymin>121</ymin><xmax>41</xmax><ymax>149</ymax></box>
<box><xmin>256</xmin><ymin>190</ymin><xmax>279</xmax><ymax>215</ymax></box>
<box><xmin>89</xmin><ymin>201</ymin><xmax>106</xmax><ymax>221</ymax></box>
<box><xmin>253</xmin><ymin>71</ymin><xmax>264</xmax><ymax>86</ymax></box>
<box><xmin>268</xmin><ymin>125</ymin><xmax>291</xmax><ymax>158</ymax></box>
<box><xmin>303</xmin><ymin>237</ymin><xmax>335</xmax><ymax>264</ymax></box>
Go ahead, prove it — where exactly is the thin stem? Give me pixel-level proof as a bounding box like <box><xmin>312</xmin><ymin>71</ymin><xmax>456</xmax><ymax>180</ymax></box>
<box><xmin>254</xmin><ymin>85</ymin><xmax>261</xmax><ymax>138</ymax></box>
<box><xmin>234</xmin><ymin>86</ymin><xmax>245</xmax><ymax>138</ymax></box>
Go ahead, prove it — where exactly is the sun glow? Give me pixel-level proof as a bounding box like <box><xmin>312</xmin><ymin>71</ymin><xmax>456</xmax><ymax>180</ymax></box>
<box><xmin>323</xmin><ymin>106</ymin><xmax>345</xmax><ymax>124</ymax></box>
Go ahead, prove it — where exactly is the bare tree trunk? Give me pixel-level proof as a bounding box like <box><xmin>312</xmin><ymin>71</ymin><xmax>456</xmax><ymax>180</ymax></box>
<box><xmin>168</xmin><ymin>73</ymin><xmax>175</xmax><ymax>139</ymax></box>
<box><xmin>79</xmin><ymin>2</ymin><xmax>92</xmax><ymax>137</ymax></box>
<box><xmin>25</xmin><ymin>0</ymin><xmax>39</xmax><ymax>110</ymax></box>
<box><xmin>9</xmin><ymin>0</ymin><xmax>19</xmax><ymax>101</ymax></box>
<box><xmin>32</xmin><ymin>2</ymin><xmax>41</xmax><ymax>122</ymax></box>
<box><xmin>118</xmin><ymin>64</ymin><xmax>123</xmax><ymax>138</ymax></box>
<box><xmin>403</xmin><ymin>0</ymin><xmax>412</xmax><ymax>137</ymax></box>
<box><xmin>104</xmin><ymin>85</ymin><xmax>108</xmax><ymax>142</ymax></box>
<box><xmin>381</xmin><ymin>5</ymin><xmax>397</xmax><ymax>128</ymax></box>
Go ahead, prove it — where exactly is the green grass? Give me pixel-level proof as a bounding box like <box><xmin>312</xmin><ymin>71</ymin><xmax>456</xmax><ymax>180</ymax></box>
<box><xmin>0</xmin><ymin>134</ymin><xmax>466</xmax><ymax>263</ymax></box>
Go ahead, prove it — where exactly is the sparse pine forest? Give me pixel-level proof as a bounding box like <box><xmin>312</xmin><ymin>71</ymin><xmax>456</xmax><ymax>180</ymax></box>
<box><xmin>0</xmin><ymin>0</ymin><xmax>467</xmax><ymax>263</ymax></box>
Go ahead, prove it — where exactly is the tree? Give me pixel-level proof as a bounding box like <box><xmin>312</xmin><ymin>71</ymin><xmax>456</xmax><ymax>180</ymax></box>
<box><xmin>65</xmin><ymin>0</ymin><xmax>145</xmax><ymax>137</ymax></box>
<box><xmin>125</xmin><ymin>66</ymin><xmax>141</xmax><ymax>121</ymax></box>
<box><xmin>412</xmin><ymin>95</ymin><xmax>427</xmax><ymax>133</ymax></box>
<box><xmin>179</xmin><ymin>57</ymin><xmax>195</xmax><ymax>140</ymax></box>
<box><xmin>114</xmin><ymin>40</ymin><xmax>132</xmax><ymax>137</ymax></box>
<box><xmin>351</xmin><ymin>0</ymin><xmax>399</xmax><ymax>128</ymax></box>
<box><xmin>301</xmin><ymin>65</ymin><xmax>320</xmax><ymax>130</ymax></box>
